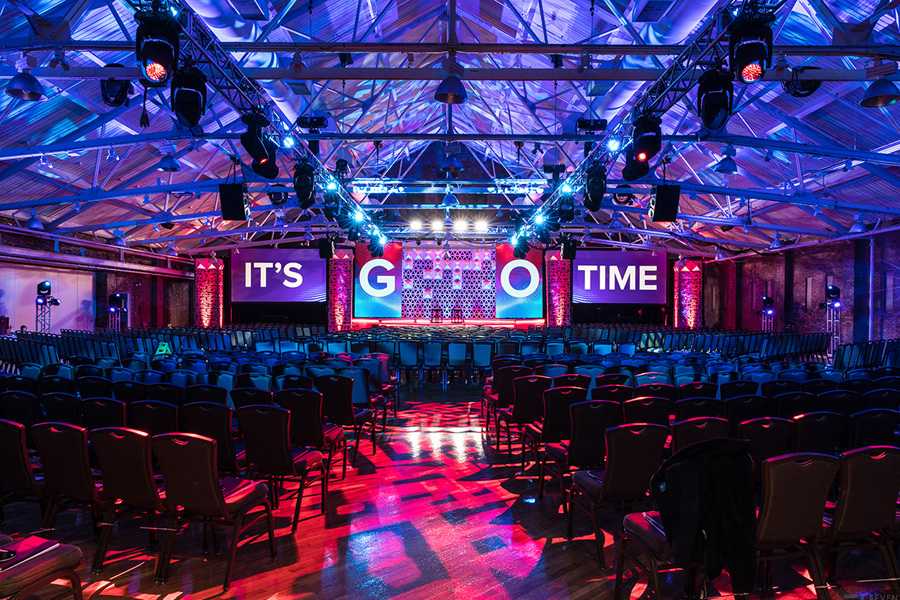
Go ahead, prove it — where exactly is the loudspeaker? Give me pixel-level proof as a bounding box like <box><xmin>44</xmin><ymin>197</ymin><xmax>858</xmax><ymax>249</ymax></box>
<box><xmin>650</xmin><ymin>184</ymin><xmax>680</xmax><ymax>222</ymax></box>
<box><xmin>219</xmin><ymin>183</ymin><xmax>247</xmax><ymax>221</ymax></box>
<box><xmin>317</xmin><ymin>238</ymin><xmax>334</xmax><ymax>260</ymax></box>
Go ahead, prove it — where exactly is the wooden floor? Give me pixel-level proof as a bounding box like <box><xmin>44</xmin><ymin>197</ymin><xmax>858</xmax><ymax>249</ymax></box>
<box><xmin>4</xmin><ymin>384</ymin><xmax>896</xmax><ymax>599</ymax></box>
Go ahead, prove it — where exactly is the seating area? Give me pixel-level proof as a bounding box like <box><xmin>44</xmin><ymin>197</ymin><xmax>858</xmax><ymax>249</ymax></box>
<box><xmin>0</xmin><ymin>327</ymin><xmax>897</xmax><ymax>598</ymax></box>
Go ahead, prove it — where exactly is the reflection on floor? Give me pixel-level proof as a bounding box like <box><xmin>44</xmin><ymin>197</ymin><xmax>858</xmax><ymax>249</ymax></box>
<box><xmin>4</xmin><ymin>385</ymin><xmax>895</xmax><ymax>599</ymax></box>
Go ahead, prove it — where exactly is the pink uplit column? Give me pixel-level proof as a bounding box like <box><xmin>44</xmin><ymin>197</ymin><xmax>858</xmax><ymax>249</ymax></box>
<box><xmin>545</xmin><ymin>252</ymin><xmax>572</xmax><ymax>327</ymax></box>
<box><xmin>674</xmin><ymin>258</ymin><xmax>703</xmax><ymax>329</ymax></box>
<box><xmin>328</xmin><ymin>249</ymin><xmax>353</xmax><ymax>332</ymax></box>
<box><xmin>195</xmin><ymin>258</ymin><xmax>224</xmax><ymax>328</ymax></box>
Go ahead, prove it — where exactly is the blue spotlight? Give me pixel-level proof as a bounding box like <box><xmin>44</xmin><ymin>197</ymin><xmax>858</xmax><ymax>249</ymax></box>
<box><xmin>281</xmin><ymin>135</ymin><xmax>296</xmax><ymax>149</ymax></box>
<box><xmin>560</xmin><ymin>182</ymin><xmax>574</xmax><ymax>195</ymax></box>
<box><xmin>377</xmin><ymin>233</ymin><xmax>387</xmax><ymax>246</ymax></box>
<box><xmin>510</xmin><ymin>233</ymin><xmax>519</xmax><ymax>245</ymax></box>
<box><xmin>534</xmin><ymin>213</ymin><xmax>546</xmax><ymax>225</ymax></box>
<box><xmin>353</xmin><ymin>210</ymin><xmax>365</xmax><ymax>223</ymax></box>
<box><xmin>606</xmin><ymin>137</ymin><xmax>622</xmax><ymax>152</ymax></box>
<box><xmin>325</xmin><ymin>180</ymin><xmax>338</xmax><ymax>191</ymax></box>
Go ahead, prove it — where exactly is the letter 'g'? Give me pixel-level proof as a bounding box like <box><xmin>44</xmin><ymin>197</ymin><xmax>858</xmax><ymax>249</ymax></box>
<box><xmin>359</xmin><ymin>259</ymin><xmax>396</xmax><ymax>297</ymax></box>
<box><xmin>500</xmin><ymin>259</ymin><xmax>540</xmax><ymax>299</ymax></box>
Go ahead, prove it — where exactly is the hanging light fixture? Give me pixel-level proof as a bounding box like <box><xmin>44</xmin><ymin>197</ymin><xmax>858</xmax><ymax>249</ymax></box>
<box><xmin>158</xmin><ymin>153</ymin><xmax>181</xmax><ymax>172</ymax></box>
<box><xmin>25</xmin><ymin>210</ymin><xmax>44</xmax><ymax>231</ymax></box>
<box><xmin>728</xmin><ymin>13</ymin><xmax>773</xmax><ymax>84</ymax></box>
<box><xmin>631</xmin><ymin>114</ymin><xmax>662</xmax><ymax>163</ymax></box>
<box><xmin>135</xmin><ymin>12</ymin><xmax>180</xmax><ymax>86</ymax></box>
<box><xmin>714</xmin><ymin>145</ymin><xmax>738</xmax><ymax>174</ymax></box>
<box><xmin>859</xmin><ymin>78</ymin><xmax>900</xmax><ymax>108</ymax></box>
<box><xmin>435</xmin><ymin>53</ymin><xmax>467</xmax><ymax>104</ymax></box>
<box><xmin>100</xmin><ymin>63</ymin><xmax>133</xmax><ymax>107</ymax></box>
<box><xmin>6</xmin><ymin>69</ymin><xmax>45</xmax><ymax>101</ymax></box>
<box><xmin>697</xmin><ymin>68</ymin><xmax>733</xmax><ymax>130</ymax></box>
<box><xmin>171</xmin><ymin>65</ymin><xmax>207</xmax><ymax>128</ymax></box>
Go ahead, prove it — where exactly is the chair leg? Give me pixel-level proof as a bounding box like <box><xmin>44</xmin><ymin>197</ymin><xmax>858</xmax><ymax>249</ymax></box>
<box><xmin>92</xmin><ymin>514</ymin><xmax>114</xmax><ymax>573</ymax></box>
<box><xmin>588</xmin><ymin>503</ymin><xmax>605</xmax><ymax>567</ymax></box>
<box><xmin>613</xmin><ymin>534</ymin><xmax>628</xmax><ymax>600</ymax></box>
<box><xmin>68</xmin><ymin>569</ymin><xmax>83</xmax><ymax>600</ymax></box>
<box><xmin>222</xmin><ymin>520</ymin><xmax>242</xmax><ymax>591</ymax></box>
<box><xmin>537</xmin><ymin>455</ymin><xmax>546</xmax><ymax>499</ymax></box>
<box><xmin>806</xmin><ymin>546</ymin><xmax>829</xmax><ymax>600</ymax></box>
<box><xmin>41</xmin><ymin>495</ymin><xmax>59</xmax><ymax>529</ymax></box>
<box><xmin>648</xmin><ymin>557</ymin><xmax>662</xmax><ymax>598</ymax></box>
<box><xmin>566</xmin><ymin>488</ymin><xmax>576</xmax><ymax>540</ymax></box>
<box><xmin>320</xmin><ymin>464</ymin><xmax>328</xmax><ymax>515</ymax></box>
<box><xmin>370</xmin><ymin>419</ymin><xmax>377</xmax><ymax>455</ymax></box>
<box><xmin>352</xmin><ymin>424</ymin><xmax>362</xmax><ymax>466</ymax></box>
<box><xmin>291</xmin><ymin>477</ymin><xmax>306</xmax><ymax>534</ymax></box>
<box><xmin>341</xmin><ymin>440</ymin><xmax>348</xmax><ymax>479</ymax></box>
<box><xmin>878</xmin><ymin>540</ymin><xmax>900</xmax><ymax>593</ymax></box>
<box><xmin>265</xmin><ymin>503</ymin><xmax>276</xmax><ymax>559</ymax></box>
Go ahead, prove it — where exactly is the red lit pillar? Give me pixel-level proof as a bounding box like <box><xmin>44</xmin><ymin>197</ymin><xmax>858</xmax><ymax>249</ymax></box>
<box><xmin>194</xmin><ymin>258</ymin><xmax>224</xmax><ymax>328</ymax></box>
<box><xmin>674</xmin><ymin>258</ymin><xmax>703</xmax><ymax>329</ymax></box>
<box><xmin>545</xmin><ymin>251</ymin><xmax>571</xmax><ymax>327</ymax></box>
<box><xmin>328</xmin><ymin>248</ymin><xmax>353</xmax><ymax>332</ymax></box>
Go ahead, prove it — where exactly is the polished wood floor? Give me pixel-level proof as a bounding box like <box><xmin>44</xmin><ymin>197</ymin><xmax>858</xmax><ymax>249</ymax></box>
<box><xmin>4</xmin><ymin>384</ymin><xmax>895</xmax><ymax>599</ymax></box>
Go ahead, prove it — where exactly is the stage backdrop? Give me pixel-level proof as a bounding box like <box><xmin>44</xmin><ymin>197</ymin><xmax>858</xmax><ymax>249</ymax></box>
<box><xmin>231</xmin><ymin>249</ymin><xmax>326</xmax><ymax>303</ymax></box>
<box><xmin>572</xmin><ymin>250</ymin><xmax>667</xmax><ymax>304</ymax></box>
<box><xmin>400</xmin><ymin>246</ymin><xmax>495</xmax><ymax>320</ymax></box>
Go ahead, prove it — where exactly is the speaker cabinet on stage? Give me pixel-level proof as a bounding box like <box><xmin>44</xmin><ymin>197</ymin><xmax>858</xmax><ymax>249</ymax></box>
<box><xmin>650</xmin><ymin>184</ymin><xmax>680</xmax><ymax>222</ymax></box>
<box><xmin>219</xmin><ymin>183</ymin><xmax>247</xmax><ymax>221</ymax></box>
<box><xmin>317</xmin><ymin>238</ymin><xmax>334</xmax><ymax>260</ymax></box>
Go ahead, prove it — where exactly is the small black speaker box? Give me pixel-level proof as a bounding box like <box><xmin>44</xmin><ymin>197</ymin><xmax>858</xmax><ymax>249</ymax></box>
<box><xmin>219</xmin><ymin>183</ymin><xmax>247</xmax><ymax>221</ymax></box>
<box><xmin>651</xmin><ymin>184</ymin><xmax>680</xmax><ymax>222</ymax></box>
<box><xmin>317</xmin><ymin>238</ymin><xmax>334</xmax><ymax>260</ymax></box>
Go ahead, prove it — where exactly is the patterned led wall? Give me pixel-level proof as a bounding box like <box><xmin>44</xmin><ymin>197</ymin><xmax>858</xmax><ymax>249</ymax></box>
<box><xmin>195</xmin><ymin>258</ymin><xmax>224</xmax><ymax>328</ymax></box>
<box><xmin>400</xmin><ymin>247</ymin><xmax>496</xmax><ymax>320</ymax></box>
<box><xmin>328</xmin><ymin>249</ymin><xmax>353</xmax><ymax>332</ymax></box>
<box><xmin>674</xmin><ymin>258</ymin><xmax>703</xmax><ymax>329</ymax></box>
<box><xmin>545</xmin><ymin>252</ymin><xmax>572</xmax><ymax>327</ymax></box>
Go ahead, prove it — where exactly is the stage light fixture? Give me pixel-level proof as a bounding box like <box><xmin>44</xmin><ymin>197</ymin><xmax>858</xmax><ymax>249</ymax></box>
<box><xmin>409</xmin><ymin>219</ymin><xmax>423</xmax><ymax>232</ymax></box>
<box><xmin>560</xmin><ymin>182</ymin><xmax>574</xmax><ymax>195</ymax></box>
<box><xmin>171</xmin><ymin>65</ymin><xmax>207</xmax><ymax>128</ymax></box>
<box><xmin>267</xmin><ymin>186</ymin><xmax>289</xmax><ymax>206</ymax></box>
<box><xmin>782</xmin><ymin>66</ymin><xmax>821</xmax><ymax>98</ymax></box>
<box><xmin>325</xmin><ymin>180</ymin><xmax>338</xmax><ymax>192</ymax></box>
<box><xmin>860</xmin><ymin>78</ymin><xmax>900</xmax><ymax>108</ymax></box>
<box><xmin>729</xmin><ymin>15</ymin><xmax>773</xmax><ymax>84</ymax></box>
<box><xmin>622</xmin><ymin>149</ymin><xmax>650</xmax><ymax>181</ymax></box>
<box><xmin>697</xmin><ymin>68</ymin><xmax>733</xmax><ymax>131</ymax></box>
<box><xmin>37</xmin><ymin>281</ymin><xmax>51</xmax><ymax>296</ymax></box>
<box><xmin>323</xmin><ymin>190</ymin><xmax>340</xmax><ymax>220</ymax></box>
<box><xmin>512</xmin><ymin>236</ymin><xmax>529</xmax><ymax>259</ymax></box>
<box><xmin>6</xmin><ymin>69</ymin><xmax>45</xmax><ymax>101</ymax></box>
<box><xmin>583</xmin><ymin>162</ymin><xmax>606</xmax><ymax>212</ymax></box>
<box><xmin>714</xmin><ymin>145</ymin><xmax>738</xmax><ymax>174</ymax></box>
<box><xmin>431</xmin><ymin>219</ymin><xmax>444</xmax><ymax>233</ymax></box>
<box><xmin>558</xmin><ymin>195</ymin><xmax>575</xmax><ymax>223</ymax></box>
<box><xmin>826</xmin><ymin>284</ymin><xmax>840</xmax><ymax>300</ymax></box>
<box><xmin>158</xmin><ymin>154</ymin><xmax>181</xmax><ymax>172</ymax></box>
<box><xmin>606</xmin><ymin>137</ymin><xmax>622</xmax><ymax>152</ymax></box>
<box><xmin>353</xmin><ymin>210</ymin><xmax>365</xmax><ymax>223</ymax></box>
<box><xmin>100</xmin><ymin>64</ymin><xmax>133</xmax><ymax>107</ymax></box>
<box><xmin>135</xmin><ymin>12</ymin><xmax>180</xmax><ymax>86</ymax></box>
<box><xmin>240</xmin><ymin>112</ymin><xmax>279</xmax><ymax>179</ymax></box>
<box><xmin>434</xmin><ymin>75</ymin><xmax>467</xmax><ymax>105</ymax></box>
<box><xmin>534</xmin><ymin>213</ymin><xmax>546</xmax><ymax>226</ymax></box>
<box><xmin>561</xmin><ymin>235</ymin><xmax>579</xmax><ymax>260</ymax></box>
<box><xmin>453</xmin><ymin>219</ymin><xmax>468</xmax><ymax>233</ymax></box>
<box><xmin>292</xmin><ymin>160</ymin><xmax>316</xmax><ymax>209</ymax></box>
<box><xmin>632</xmin><ymin>114</ymin><xmax>661</xmax><ymax>163</ymax></box>
<box><xmin>281</xmin><ymin>135</ymin><xmax>296</xmax><ymax>149</ymax></box>
<box><xmin>474</xmin><ymin>219</ymin><xmax>488</xmax><ymax>233</ymax></box>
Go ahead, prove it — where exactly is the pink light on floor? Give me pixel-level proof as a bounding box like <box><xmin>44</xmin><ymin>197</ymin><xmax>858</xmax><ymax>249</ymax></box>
<box><xmin>194</xmin><ymin>258</ymin><xmax>224</xmax><ymax>328</ymax></box>
<box><xmin>674</xmin><ymin>258</ymin><xmax>703</xmax><ymax>329</ymax></box>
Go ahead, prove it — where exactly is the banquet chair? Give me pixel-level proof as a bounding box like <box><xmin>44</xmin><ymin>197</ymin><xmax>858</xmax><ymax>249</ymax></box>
<box><xmin>180</xmin><ymin>402</ymin><xmax>238</xmax><ymax>473</ymax></box>
<box><xmin>128</xmin><ymin>401</ymin><xmax>178</xmax><ymax>436</ymax></box>
<box><xmin>792</xmin><ymin>411</ymin><xmax>845</xmax><ymax>454</ymax></box>
<box><xmin>671</xmin><ymin>416</ymin><xmax>730</xmax><ymax>453</ymax></box>
<box><xmin>276</xmin><ymin>389</ymin><xmax>347</xmax><ymax>479</ymax></box>
<box><xmin>316</xmin><ymin>375</ymin><xmax>376</xmax><ymax>464</ymax></box>
<box><xmin>496</xmin><ymin>375</ymin><xmax>552</xmax><ymax>464</ymax></box>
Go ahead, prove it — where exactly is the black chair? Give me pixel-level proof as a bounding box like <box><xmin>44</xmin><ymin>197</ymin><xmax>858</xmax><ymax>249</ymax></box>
<box><xmin>0</xmin><ymin>390</ymin><xmax>42</xmax><ymax>427</ymax></box>
<box><xmin>635</xmin><ymin>383</ymin><xmax>676</xmax><ymax>402</ymax></box>
<box><xmin>720</xmin><ymin>380</ymin><xmax>758</xmax><ymax>400</ymax></box>
<box><xmin>180</xmin><ymin>402</ymin><xmax>238</xmax><ymax>473</ymax></box>
<box><xmin>802</xmin><ymin>379</ymin><xmax>839</xmax><ymax>396</ymax></box>
<box><xmin>238</xmin><ymin>405</ymin><xmax>327</xmax><ymax>532</ymax></box>
<box><xmin>6</xmin><ymin>375</ymin><xmax>37</xmax><ymax>393</ymax></box>
<box><xmin>152</xmin><ymin>433</ymin><xmax>275</xmax><ymax>591</ymax></box>
<box><xmin>551</xmin><ymin>374</ymin><xmax>591</xmax><ymax>389</ymax></box>
<box><xmin>316</xmin><ymin>375</ymin><xmax>376</xmax><ymax>465</ymax></box>
<box><xmin>737</xmin><ymin>417</ymin><xmax>794</xmax><ymax>470</ymax></box>
<box><xmin>144</xmin><ymin>383</ymin><xmax>185</xmax><ymax>406</ymax></box>
<box><xmin>496</xmin><ymin>375</ymin><xmax>552</xmax><ymax>461</ymax></box>
<box><xmin>674</xmin><ymin>396</ymin><xmax>724</xmax><ymax>421</ymax></box>
<box><xmin>847</xmin><ymin>409</ymin><xmax>900</xmax><ymax>447</ymax></box>
<box><xmin>860</xmin><ymin>388</ymin><xmax>898</xmax><ymax>410</ymax></box>
<box><xmin>75</xmin><ymin>365</ymin><xmax>104</xmax><ymax>378</ymax></box>
<box><xmin>622</xmin><ymin>396</ymin><xmax>672</xmax><ymax>426</ymax></box>
<box><xmin>792</xmin><ymin>411</ymin><xmax>845</xmax><ymax>454</ymax></box>
<box><xmin>761</xmin><ymin>379</ymin><xmax>800</xmax><ymax>399</ymax></box>
<box><xmin>0</xmin><ymin>419</ymin><xmax>37</xmax><ymax>518</ymax></box>
<box><xmin>76</xmin><ymin>376</ymin><xmax>113</xmax><ymax>399</ymax></box>
<box><xmin>81</xmin><ymin>398</ymin><xmax>127</xmax><ymax>429</ymax></box>
<box><xmin>524</xmin><ymin>386</ymin><xmax>588</xmax><ymax>463</ymax></box>
<box><xmin>31</xmin><ymin>422</ymin><xmax>101</xmax><ymax>530</ymax></box>
<box><xmin>724</xmin><ymin>395</ymin><xmax>775</xmax><ymax>430</ymax></box>
<box><xmin>38</xmin><ymin>376</ymin><xmax>77</xmax><ymax>396</ymax></box>
<box><xmin>775</xmin><ymin>391</ymin><xmax>818</xmax><ymax>418</ymax></box>
<box><xmin>568</xmin><ymin>423</ymin><xmax>669</xmax><ymax>565</ymax></box>
<box><xmin>112</xmin><ymin>380</ymin><xmax>146</xmax><ymax>403</ymax></box>
<box><xmin>591</xmin><ymin>384</ymin><xmax>634</xmax><ymax>403</ymax></box>
<box><xmin>595</xmin><ymin>373</ymin><xmax>631</xmax><ymax>387</ymax></box>
<box><xmin>818</xmin><ymin>389</ymin><xmax>858</xmax><ymax>414</ymax></box>
<box><xmin>185</xmin><ymin>384</ymin><xmax>228</xmax><ymax>405</ymax></box>
<box><xmin>128</xmin><ymin>401</ymin><xmax>178</xmax><ymax>436</ymax></box>
<box><xmin>90</xmin><ymin>427</ymin><xmax>163</xmax><ymax>573</ymax></box>
<box><xmin>41</xmin><ymin>393</ymin><xmax>81</xmax><ymax>423</ymax></box>
<box><xmin>754</xmin><ymin>453</ymin><xmax>837</xmax><ymax>600</ymax></box>
<box><xmin>671</xmin><ymin>416</ymin><xmax>730</xmax><ymax>453</ymax></box>
<box><xmin>275</xmin><ymin>389</ymin><xmax>347</xmax><ymax>479</ymax></box>
<box><xmin>678</xmin><ymin>381</ymin><xmax>716</xmax><ymax>400</ymax></box>
<box><xmin>230</xmin><ymin>387</ymin><xmax>273</xmax><ymax>409</ymax></box>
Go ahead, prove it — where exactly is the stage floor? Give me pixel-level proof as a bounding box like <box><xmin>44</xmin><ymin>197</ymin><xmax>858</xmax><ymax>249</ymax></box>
<box><xmin>5</xmin><ymin>385</ymin><xmax>893</xmax><ymax>599</ymax></box>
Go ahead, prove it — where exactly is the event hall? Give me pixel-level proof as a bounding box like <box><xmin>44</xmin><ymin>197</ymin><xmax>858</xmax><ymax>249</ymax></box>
<box><xmin>0</xmin><ymin>0</ymin><xmax>898</xmax><ymax>598</ymax></box>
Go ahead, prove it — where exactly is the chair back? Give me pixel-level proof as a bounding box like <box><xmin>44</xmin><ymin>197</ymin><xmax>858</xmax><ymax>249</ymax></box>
<box><xmin>81</xmin><ymin>397</ymin><xmax>127</xmax><ymax>429</ymax></box>
<box><xmin>32</xmin><ymin>422</ymin><xmax>94</xmax><ymax>502</ymax></box>
<box><xmin>5</xmin><ymin>376</ymin><xmax>37</xmax><ymax>394</ymax></box>
<box><xmin>77</xmin><ymin>376</ymin><xmax>113</xmax><ymax>398</ymax></box>
<box><xmin>186</xmin><ymin>384</ymin><xmax>228</xmax><ymax>405</ymax></box>
<box><xmin>602</xmin><ymin>423</ymin><xmax>669</xmax><ymax>501</ymax></box>
<box><xmin>238</xmin><ymin>405</ymin><xmax>294</xmax><ymax>475</ymax></box>
<box><xmin>494</xmin><ymin>365</ymin><xmax>532</xmax><ymax>406</ymax></box>
<box><xmin>472</xmin><ymin>343</ymin><xmax>493</xmax><ymax>368</ymax></box>
<box><xmin>860</xmin><ymin>388</ymin><xmax>897</xmax><ymax>410</ymax></box>
<box><xmin>180</xmin><ymin>402</ymin><xmax>237</xmax><ymax>473</ymax></box>
<box><xmin>590</xmin><ymin>384</ymin><xmax>634</xmax><ymax>403</ymax></box>
<box><xmin>535</xmin><ymin>363</ymin><xmax>568</xmax><ymax>378</ymax></box>
<box><xmin>818</xmin><ymin>389</ymin><xmax>857</xmax><ymax>414</ymax></box>
<box><xmin>231</xmin><ymin>387</ymin><xmax>273</xmax><ymax>409</ymax></box>
<box><xmin>593</xmin><ymin>373</ymin><xmax>630</xmax><ymax>387</ymax></box>
<box><xmin>725</xmin><ymin>395</ymin><xmax>775</xmax><ymax>428</ymax></box>
<box><xmin>774</xmin><ymin>391</ymin><xmax>817</xmax><ymax>418</ymax></box>
<box><xmin>760</xmin><ymin>380</ymin><xmax>800</xmax><ymax>399</ymax></box>
<box><xmin>757</xmin><ymin>453</ymin><xmax>838</xmax><ymax>545</ymax></box>
<box><xmin>41</xmin><ymin>392</ymin><xmax>81</xmax><ymax>423</ymax></box>
<box><xmin>792</xmin><ymin>411</ymin><xmax>845</xmax><ymax>454</ymax></box>
<box><xmin>568</xmin><ymin>400</ymin><xmax>622</xmax><ymax>469</ymax></box>
<box><xmin>75</xmin><ymin>365</ymin><xmax>104</xmax><ymax>378</ymax></box>
<box><xmin>622</xmin><ymin>396</ymin><xmax>672</xmax><ymax>426</ymax></box>
<box><xmin>551</xmin><ymin>374</ymin><xmax>590</xmax><ymax>389</ymax></box>
<box><xmin>848</xmin><ymin>409</ymin><xmax>900</xmax><ymax>447</ymax></box>
<box><xmin>511</xmin><ymin>375</ymin><xmax>552</xmax><ymax>422</ymax></box>
<box><xmin>91</xmin><ymin>427</ymin><xmax>159</xmax><ymax>509</ymax></box>
<box><xmin>541</xmin><ymin>387</ymin><xmax>588</xmax><ymax>442</ymax></box>
<box><xmin>635</xmin><ymin>372</ymin><xmax>670</xmax><ymax>386</ymax></box>
<box><xmin>398</xmin><ymin>341</ymin><xmax>419</xmax><ymax>367</ymax></box>
<box><xmin>674</xmin><ymin>396</ymin><xmax>725</xmax><ymax>420</ymax></box>
<box><xmin>316</xmin><ymin>375</ymin><xmax>355</xmax><ymax>425</ymax></box>
<box><xmin>274</xmin><ymin>374</ymin><xmax>314</xmax><ymax>391</ymax></box>
<box><xmin>830</xmin><ymin>446</ymin><xmax>900</xmax><ymax>537</ymax></box>
<box><xmin>337</xmin><ymin>367</ymin><xmax>370</xmax><ymax>405</ymax></box>
<box><xmin>145</xmin><ymin>383</ymin><xmax>185</xmax><ymax>406</ymax></box>
<box><xmin>153</xmin><ymin>433</ymin><xmax>227</xmax><ymax>517</ymax></box>
<box><xmin>721</xmin><ymin>380</ymin><xmax>758</xmax><ymax>400</ymax></box>
<box><xmin>737</xmin><ymin>417</ymin><xmax>794</xmax><ymax>464</ymax></box>
<box><xmin>113</xmin><ymin>380</ymin><xmax>146</xmax><ymax>403</ymax></box>
<box><xmin>671</xmin><ymin>417</ymin><xmax>730</xmax><ymax>453</ymax></box>
<box><xmin>128</xmin><ymin>401</ymin><xmax>178</xmax><ymax>435</ymax></box>
<box><xmin>134</xmin><ymin>370</ymin><xmax>164</xmax><ymax>384</ymax></box>
<box><xmin>275</xmin><ymin>389</ymin><xmax>325</xmax><ymax>447</ymax></box>
<box><xmin>38</xmin><ymin>375</ymin><xmax>76</xmax><ymax>396</ymax></box>
<box><xmin>0</xmin><ymin>419</ymin><xmax>32</xmax><ymax>494</ymax></box>
<box><xmin>678</xmin><ymin>382</ymin><xmax>716</xmax><ymax>400</ymax></box>
<box><xmin>0</xmin><ymin>391</ymin><xmax>41</xmax><ymax>427</ymax></box>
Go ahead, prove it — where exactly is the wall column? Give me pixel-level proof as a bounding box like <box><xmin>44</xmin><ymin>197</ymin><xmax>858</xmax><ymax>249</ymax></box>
<box><xmin>328</xmin><ymin>248</ymin><xmax>353</xmax><ymax>332</ymax></box>
<box><xmin>674</xmin><ymin>259</ymin><xmax>703</xmax><ymax>329</ymax></box>
<box><xmin>545</xmin><ymin>252</ymin><xmax>571</xmax><ymax>327</ymax></box>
